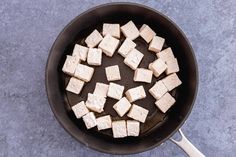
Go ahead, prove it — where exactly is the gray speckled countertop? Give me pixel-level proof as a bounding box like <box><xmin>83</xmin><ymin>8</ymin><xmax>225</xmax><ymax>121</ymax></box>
<box><xmin>0</xmin><ymin>0</ymin><xmax>235</xmax><ymax>156</ymax></box>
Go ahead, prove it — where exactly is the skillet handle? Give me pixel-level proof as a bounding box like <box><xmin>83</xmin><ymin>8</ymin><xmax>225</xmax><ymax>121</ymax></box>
<box><xmin>170</xmin><ymin>129</ymin><xmax>205</xmax><ymax>157</ymax></box>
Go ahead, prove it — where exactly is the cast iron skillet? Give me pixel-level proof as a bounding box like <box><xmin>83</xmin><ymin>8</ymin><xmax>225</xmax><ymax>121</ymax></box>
<box><xmin>46</xmin><ymin>2</ymin><xmax>204</xmax><ymax>156</ymax></box>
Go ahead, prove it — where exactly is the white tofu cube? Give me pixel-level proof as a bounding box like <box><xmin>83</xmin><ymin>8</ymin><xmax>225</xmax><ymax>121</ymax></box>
<box><xmin>107</xmin><ymin>83</ymin><xmax>125</xmax><ymax>100</ymax></box>
<box><xmin>66</xmin><ymin>77</ymin><xmax>84</xmax><ymax>94</ymax></box>
<box><xmin>85</xmin><ymin>29</ymin><xmax>103</xmax><ymax>48</ymax></box>
<box><xmin>121</xmin><ymin>21</ymin><xmax>139</xmax><ymax>40</ymax></box>
<box><xmin>105</xmin><ymin>65</ymin><xmax>121</xmax><ymax>81</ymax></box>
<box><xmin>155</xmin><ymin>92</ymin><xmax>175</xmax><ymax>113</ymax></box>
<box><xmin>125</xmin><ymin>86</ymin><xmax>146</xmax><ymax>103</ymax></box>
<box><xmin>87</xmin><ymin>48</ymin><xmax>102</xmax><ymax>66</ymax></box>
<box><xmin>127</xmin><ymin>104</ymin><xmax>149</xmax><ymax>123</ymax></box>
<box><xmin>113</xmin><ymin>97</ymin><xmax>132</xmax><ymax>117</ymax></box>
<box><xmin>93</xmin><ymin>82</ymin><xmax>109</xmax><ymax>98</ymax></box>
<box><xmin>102</xmin><ymin>23</ymin><xmax>120</xmax><ymax>38</ymax></box>
<box><xmin>139</xmin><ymin>24</ymin><xmax>156</xmax><ymax>43</ymax></box>
<box><xmin>134</xmin><ymin>68</ymin><xmax>153</xmax><ymax>83</ymax></box>
<box><xmin>62</xmin><ymin>55</ymin><xmax>80</xmax><ymax>76</ymax></box>
<box><xmin>118</xmin><ymin>38</ymin><xmax>136</xmax><ymax>57</ymax></box>
<box><xmin>124</xmin><ymin>48</ymin><xmax>144</xmax><ymax>70</ymax></box>
<box><xmin>82</xmin><ymin>112</ymin><xmax>97</xmax><ymax>129</ymax></box>
<box><xmin>74</xmin><ymin>63</ymin><xmax>94</xmax><ymax>82</ymax></box>
<box><xmin>112</xmin><ymin>120</ymin><xmax>127</xmax><ymax>138</ymax></box>
<box><xmin>149</xmin><ymin>80</ymin><xmax>168</xmax><ymax>100</ymax></box>
<box><xmin>127</xmin><ymin>120</ymin><xmax>140</xmax><ymax>137</ymax></box>
<box><xmin>165</xmin><ymin>58</ymin><xmax>179</xmax><ymax>74</ymax></box>
<box><xmin>148</xmin><ymin>58</ymin><xmax>167</xmax><ymax>77</ymax></box>
<box><xmin>148</xmin><ymin>36</ymin><xmax>165</xmax><ymax>53</ymax></box>
<box><xmin>72</xmin><ymin>44</ymin><xmax>88</xmax><ymax>61</ymax></box>
<box><xmin>96</xmin><ymin>115</ymin><xmax>112</xmax><ymax>130</ymax></box>
<box><xmin>71</xmin><ymin>101</ymin><xmax>89</xmax><ymax>119</ymax></box>
<box><xmin>98</xmin><ymin>34</ymin><xmax>119</xmax><ymax>57</ymax></box>
<box><xmin>85</xmin><ymin>93</ymin><xmax>106</xmax><ymax>113</ymax></box>
<box><xmin>156</xmin><ymin>47</ymin><xmax>175</xmax><ymax>62</ymax></box>
<box><xmin>162</xmin><ymin>73</ymin><xmax>182</xmax><ymax>91</ymax></box>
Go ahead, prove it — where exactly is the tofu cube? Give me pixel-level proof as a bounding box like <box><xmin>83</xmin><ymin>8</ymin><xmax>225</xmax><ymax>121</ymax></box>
<box><xmin>85</xmin><ymin>93</ymin><xmax>106</xmax><ymax>113</ymax></box>
<box><xmin>121</xmin><ymin>21</ymin><xmax>139</xmax><ymax>40</ymax></box>
<box><xmin>71</xmin><ymin>101</ymin><xmax>89</xmax><ymax>119</ymax></box>
<box><xmin>124</xmin><ymin>48</ymin><xmax>144</xmax><ymax>70</ymax></box>
<box><xmin>127</xmin><ymin>120</ymin><xmax>140</xmax><ymax>136</ymax></box>
<box><xmin>125</xmin><ymin>86</ymin><xmax>146</xmax><ymax>103</ymax></box>
<box><xmin>82</xmin><ymin>112</ymin><xmax>97</xmax><ymax>129</ymax></box>
<box><xmin>74</xmin><ymin>63</ymin><xmax>94</xmax><ymax>82</ymax></box>
<box><xmin>98</xmin><ymin>34</ymin><xmax>119</xmax><ymax>57</ymax></box>
<box><xmin>118</xmin><ymin>38</ymin><xmax>136</xmax><ymax>57</ymax></box>
<box><xmin>113</xmin><ymin>97</ymin><xmax>132</xmax><ymax>117</ymax></box>
<box><xmin>72</xmin><ymin>44</ymin><xmax>88</xmax><ymax>61</ymax></box>
<box><xmin>139</xmin><ymin>24</ymin><xmax>156</xmax><ymax>43</ymax></box>
<box><xmin>148</xmin><ymin>58</ymin><xmax>167</xmax><ymax>77</ymax></box>
<box><xmin>162</xmin><ymin>73</ymin><xmax>182</xmax><ymax>91</ymax></box>
<box><xmin>148</xmin><ymin>36</ymin><xmax>165</xmax><ymax>53</ymax></box>
<box><xmin>93</xmin><ymin>82</ymin><xmax>109</xmax><ymax>98</ymax></box>
<box><xmin>96</xmin><ymin>115</ymin><xmax>112</xmax><ymax>130</ymax></box>
<box><xmin>155</xmin><ymin>92</ymin><xmax>175</xmax><ymax>113</ymax></box>
<box><xmin>134</xmin><ymin>68</ymin><xmax>153</xmax><ymax>83</ymax></box>
<box><xmin>107</xmin><ymin>83</ymin><xmax>125</xmax><ymax>100</ymax></box>
<box><xmin>105</xmin><ymin>65</ymin><xmax>121</xmax><ymax>81</ymax></box>
<box><xmin>149</xmin><ymin>80</ymin><xmax>168</xmax><ymax>100</ymax></box>
<box><xmin>62</xmin><ymin>55</ymin><xmax>80</xmax><ymax>76</ymax></box>
<box><xmin>87</xmin><ymin>48</ymin><xmax>102</xmax><ymax>66</ymax></box>
<box><xmin>66</xmin><ymin>77</ymin><xmax>84</xmax><ymax>94</ymax></box>
<box><xmin>156</xmin><ymin>47</ymin><xmax>175</xmax><ymax>62</ymax></box>
<box><xmin>165</xmin><ymin>58</ymin><xmax>179</xmax><ymax>74</ymax></box>
<box><xmin>127</xmin><ymin>104</ymin><xmax>149</xmax><ymax>123</ymax></box>
<box><xmin>85</xmin><ymin>29</ymin><xmax>103</xmax><ymax>48</ymax></box>
<box><xmin>102</xmin><ymin>23</ymin><xmax>120</xmax><ymax>38</ymax></box>
<box><xmin>112</xmin><ymin>120</ymin><xmax>127</xmax><ymax>138</ymax></box>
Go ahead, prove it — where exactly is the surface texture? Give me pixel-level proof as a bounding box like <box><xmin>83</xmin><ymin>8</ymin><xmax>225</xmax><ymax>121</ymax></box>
<box><xmin>0</xmin><ymin>0</ymin><xmax>235</xmax><ymax>157</ymax></box>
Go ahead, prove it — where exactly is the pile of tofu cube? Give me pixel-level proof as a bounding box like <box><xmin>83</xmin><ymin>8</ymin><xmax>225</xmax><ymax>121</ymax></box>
<box><xmin>62</xmin><ymin>21</ymin><xmax>181</xmax><ymax>138</ymax></box>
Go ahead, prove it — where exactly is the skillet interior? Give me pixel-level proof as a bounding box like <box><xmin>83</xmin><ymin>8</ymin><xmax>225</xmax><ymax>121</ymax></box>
<box><xmin>46</xmin><ymin>3</ymin><xmax>198</xmax><ymax>154</ymax></box>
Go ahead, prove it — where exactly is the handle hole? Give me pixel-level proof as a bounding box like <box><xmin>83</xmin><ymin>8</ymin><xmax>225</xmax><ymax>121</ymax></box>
<box><xmin>171</xmin><ymin>130</ymin><xmax>183</xmax><ymax>142</ymax></box>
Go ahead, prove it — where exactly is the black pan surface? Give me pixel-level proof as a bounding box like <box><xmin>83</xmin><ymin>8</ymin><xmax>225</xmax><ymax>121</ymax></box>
<box><xmin>45</xmin><ymin>2</ymin><xmax>198</xmax><ymax>154</ymax></box>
